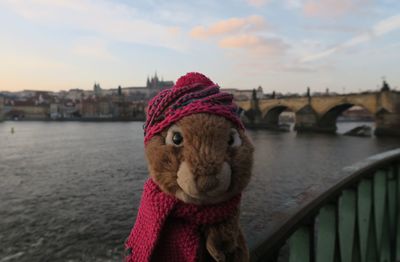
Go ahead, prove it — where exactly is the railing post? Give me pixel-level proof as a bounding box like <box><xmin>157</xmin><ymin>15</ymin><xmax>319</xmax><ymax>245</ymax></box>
<box><xmin>338</xmin><ymin>189</ymin><xmax>356</xmax><ymax>262</ymax></box>
<box><xmin>357</xmin><ymin>179</ymin><xmax>372</xmax><ymax>262</ymax></box>
<box><xmin>289</xmin><ymin>226</ymin><xmax>311</xmax><ymax>262</ymax></box>
<box><xmin>396</xmin><ymin>164</ymin><xmax>400</xmax><ymax>262</ymax></box>
<box><xmin>387</xmin><ymin>166</ymin><xmax>397</xmax><ymax>261</ymax></box>
<box><xmin>316</xmin><ymin>205</ymin><xmax>336</xmax><ymax>262</ymax></box>
<box><xmin>373</xmin><ymin>170</ymin><xmax>390</xmax><ymax>261</ymax></box>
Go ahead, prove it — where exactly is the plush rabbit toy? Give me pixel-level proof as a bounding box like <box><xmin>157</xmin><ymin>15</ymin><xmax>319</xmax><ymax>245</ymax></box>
<box><xmin>125</xmin><ymin>72</ymin><xmax>254</xmax><ymax>262</ymax></box>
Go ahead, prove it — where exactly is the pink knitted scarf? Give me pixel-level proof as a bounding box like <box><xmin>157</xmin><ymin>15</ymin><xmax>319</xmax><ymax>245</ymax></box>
<box><xmin>125</xmin><ymin>179</ymin><xmax>241</xmax><ymax>262</ymax></box>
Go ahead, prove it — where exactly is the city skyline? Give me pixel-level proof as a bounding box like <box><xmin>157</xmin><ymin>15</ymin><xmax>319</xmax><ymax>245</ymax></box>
<box><xmin>0</xmin><ymin>0</ymin><xmax>399</xmax><ymax>93</ymax></box>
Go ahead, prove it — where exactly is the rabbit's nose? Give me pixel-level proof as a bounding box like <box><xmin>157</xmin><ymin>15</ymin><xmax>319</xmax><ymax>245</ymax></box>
<box><xmin>193</xmin><ymin>162</ymin><xmax>232</xmax><ymax>196</ymax></box>
<box><xmin>177</xmin><ymin>161</ymin><xmax>232</xmax><ymax>199</ymax></box>
<box><xmin>206</xmin><ymin>162</ymin><xmax>231</xmax><ymax>197</ymax></box>
<box><xmin>196</xmin><ymin>176</ymin><xmax>219</xmax><ymax>192</ymax></box>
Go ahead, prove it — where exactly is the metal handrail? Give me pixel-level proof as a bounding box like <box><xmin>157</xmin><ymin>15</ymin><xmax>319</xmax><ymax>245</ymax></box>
<box><xmin>250</xmin><ymin>148</ymin><xmax>400</xmax><ymax>262</ymax></box>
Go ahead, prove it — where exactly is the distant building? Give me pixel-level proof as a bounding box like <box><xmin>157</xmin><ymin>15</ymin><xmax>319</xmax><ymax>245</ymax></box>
<box><xmin>12</xmin><ymin>90</ymin><xmax>56</xmax><ymax>100</ymax></box>
<box><xmin>64</xmin><ymin>89</ymin><xmax>85</xmax><ymax>101</ymax></box>
<box><xmin>94</xmin><ymin>83</ymin><xmax>102</xmax><ymax>96</ymax></box>
<box><xmin>222</xmin><ymin>86</ymin><xmax>264</xmax><ymax>101</ymax></box>
<box><xmin>120</xmin><ymin>73</ymin><xmax>174</xmax><ymax>100</ymax></box>
<box><xmin>49</xmin><ymin>103</ymin><xmax>60</xmax><ymax>119</ymax></box>
<box><xmin>0</xmin><ymin>96</ymin><xmax>4</xmax><ymax>121</ymax></box>
<box><xmin>4</xmin><ymin>99</ymin><xmax>49</xmax><ymax>120</ymax></box>
<box><xmin>1</xmin><ymin>72</ymin><xmax>173</xmax><ymax>120</ymax></box>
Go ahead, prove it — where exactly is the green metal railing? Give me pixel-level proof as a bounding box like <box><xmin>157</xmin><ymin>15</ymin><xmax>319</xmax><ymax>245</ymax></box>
<box><xmin>250</xmin><ymin>148</ymin><xmax>400</xmax><ymax>262</ymax></box>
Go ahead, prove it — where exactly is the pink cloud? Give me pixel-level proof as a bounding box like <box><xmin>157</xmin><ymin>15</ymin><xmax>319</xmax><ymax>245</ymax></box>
<box><xmin>303</xmin><ymin>0</ymin><xmax>371</xmax><ymax>17</ymax></box>
<box><xmin>219</xmin><ymin>35</ymin><xmax>288</xmax><ymax>55</ymax></box>
<box><xmin>189</xmin><ymin>15</ymin><xmax>287</xmax><ymax>57</ymax></box>
<box><xmin>190</xmin><ymin>15</ymin><xmax>266</xmax><ymax>39</ymax></box>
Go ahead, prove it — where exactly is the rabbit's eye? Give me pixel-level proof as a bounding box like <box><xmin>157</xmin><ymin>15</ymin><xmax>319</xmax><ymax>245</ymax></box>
<box><xmin>228</xmin><ymin>128</ymin><xmax>242</xmax><ymax>147</ymax></box>
<box><xmin>172</xmin><ymin>132</ymin><xmax>183</xmax><ymax>145</ymax></box>
<box><xmin>228</xmin><ymin>135</ymin><xmax>234</xmax><ymax>146</ymax></box>
<box><xmin>166</xmin><ymin>125</ymin><xmax>184</xmax><ymax>147</ymax></box>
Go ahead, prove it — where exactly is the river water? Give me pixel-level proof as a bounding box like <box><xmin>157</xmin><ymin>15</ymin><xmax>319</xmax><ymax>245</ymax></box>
<box><xmin>0</xmin><ymin>121</ymin><xmax>399</xmax><ymax>261</ymax></box>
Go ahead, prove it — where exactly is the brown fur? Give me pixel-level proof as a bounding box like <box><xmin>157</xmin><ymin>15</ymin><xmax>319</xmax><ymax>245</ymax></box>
<box><xmin>145</xmin><ymin>113</ymin><xmax>254</xmax><ymax>261</ymax></box>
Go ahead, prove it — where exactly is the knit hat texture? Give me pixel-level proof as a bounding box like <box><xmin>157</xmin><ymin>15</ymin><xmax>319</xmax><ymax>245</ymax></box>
<box><xmin>143</xmin><ymin>72</ymin><xmax>244</xmax><ymax>144</ymax></box>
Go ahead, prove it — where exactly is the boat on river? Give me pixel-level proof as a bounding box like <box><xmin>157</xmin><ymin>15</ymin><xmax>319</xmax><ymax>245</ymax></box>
<box><xmin>343</xmin><ymin>125</ymin><xmax>372</xmax><ymax>137</ymax></box>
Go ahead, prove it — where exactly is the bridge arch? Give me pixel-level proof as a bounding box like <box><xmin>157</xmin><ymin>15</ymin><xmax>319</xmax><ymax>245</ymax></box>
<box><xmin>319</xmin><ymin>103</ymin><xmax>354</xmax><ymax>127</ymax></box>
<box><xmin>315</xmin><ymin>97</ymin><xmax>377</xmax><ymax>117</ymax></box>
<box><xmin>262</xmin><ymin>105</ymin><xmax>295</xmax><ymax>126</ymax></box>
<box><xmin>319</xmin><ymin>103</ymin><xmax>374</xmax><ymax>132</ymax></box>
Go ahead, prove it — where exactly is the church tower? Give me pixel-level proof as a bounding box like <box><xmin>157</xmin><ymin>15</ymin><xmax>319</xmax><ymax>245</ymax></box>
<box><xmin>146</xmin><ymin>76</ymin><xmax>150</xmax><ymax>89</ymax></box>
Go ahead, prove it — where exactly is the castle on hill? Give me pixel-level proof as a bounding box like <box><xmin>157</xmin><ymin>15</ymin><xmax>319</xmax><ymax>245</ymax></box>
<box><xmin>119</xmin><ymin>72</ymin><xmax>174</xmax><ymax>99</ymax></box>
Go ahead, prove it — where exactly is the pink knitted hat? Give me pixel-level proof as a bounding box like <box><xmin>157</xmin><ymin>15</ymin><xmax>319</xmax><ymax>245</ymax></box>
<box><xmin>143</xmin><ymin>72</ymin><xmax>244</xmax><ymax>144</ymax></box>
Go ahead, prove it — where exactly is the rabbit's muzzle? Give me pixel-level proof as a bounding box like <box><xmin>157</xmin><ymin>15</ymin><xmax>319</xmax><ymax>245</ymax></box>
<box><xmin>176</xmin><ymin>161</ymin><xmax>231</xmax><ymax>199</ymax></box>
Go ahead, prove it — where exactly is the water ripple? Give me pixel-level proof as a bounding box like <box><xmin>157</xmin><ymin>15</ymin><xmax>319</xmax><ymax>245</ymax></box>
<box><xmin>0</xmin><ymin>122</ymin><xmax>399</xmax><ymax>261</ymax></box>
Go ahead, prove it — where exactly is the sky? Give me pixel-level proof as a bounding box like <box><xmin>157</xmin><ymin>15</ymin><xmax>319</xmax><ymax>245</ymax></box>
<box><xmin>0</xmin><ymin>0</ymin><xmax>399</xmax><ymax>93</ymax></box>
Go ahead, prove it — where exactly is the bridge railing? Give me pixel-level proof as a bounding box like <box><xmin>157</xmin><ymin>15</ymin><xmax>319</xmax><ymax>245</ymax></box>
<box><xmin>250</xmin><ymin>148</ymin><xmax>400</xmax><ymax>262</ymax></box>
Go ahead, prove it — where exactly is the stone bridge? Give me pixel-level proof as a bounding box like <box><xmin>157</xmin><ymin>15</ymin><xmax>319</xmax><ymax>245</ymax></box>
<box><xmin>236</xmin><ymin>90</ymin><xmax>400</xmax><ymax>136</ymax></box>
<box><xmin>1</xmin><ymin>90</ymin><xmax>399</xmax><ymax>136</ymax></box>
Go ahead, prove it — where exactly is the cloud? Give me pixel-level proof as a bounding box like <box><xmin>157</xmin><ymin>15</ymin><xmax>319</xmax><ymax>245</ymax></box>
<box><xmin>1</xmin><ymin>0</ymin><xmax>186</xmax><ymax>51</ymax></box>
<box><xmin>190</xmin><ymin>15</ymin><xmax>288</xmax><ymax>56</ymax></box>
<box><xmin>304</xmin><ymin>24</ymin><xmax>362</xmax><ymax>33</ymax></box>
<box><xmin>374</xmin><ymin>14</ymin><xmax>400</xmax><ymax>35</ymax></box>
<box><xmin>229</xmin><ymin>51</ymin><xmax>321</xmax><ymax>79</ymax></box>
<box><xmin>301</xmin><ymin>14</ymin><xmax>400</xmax><ymax>62</ymax></box>
<box><xmin>246</xmin><ymin>0</ymin><xmax>272</xmax><ymax>7</ymax></box>
<box><xmin>190</xmin><ymin>15</ymin><xmax>266</xmax><ymax>39</ymax></box>
<box><xmin>219</xmin><ymin>35</ymin><xmax>288</xmax><ymax>55</ymax></box>
<box><xmin>303</xmin><ymin>0</ymin><xmax>372</xmax><ymax>17</ymax></box>
<box><xmin>284</xmin><ymin>0</ymin><xmax>304</xmax><ymax>9</ymax></box>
